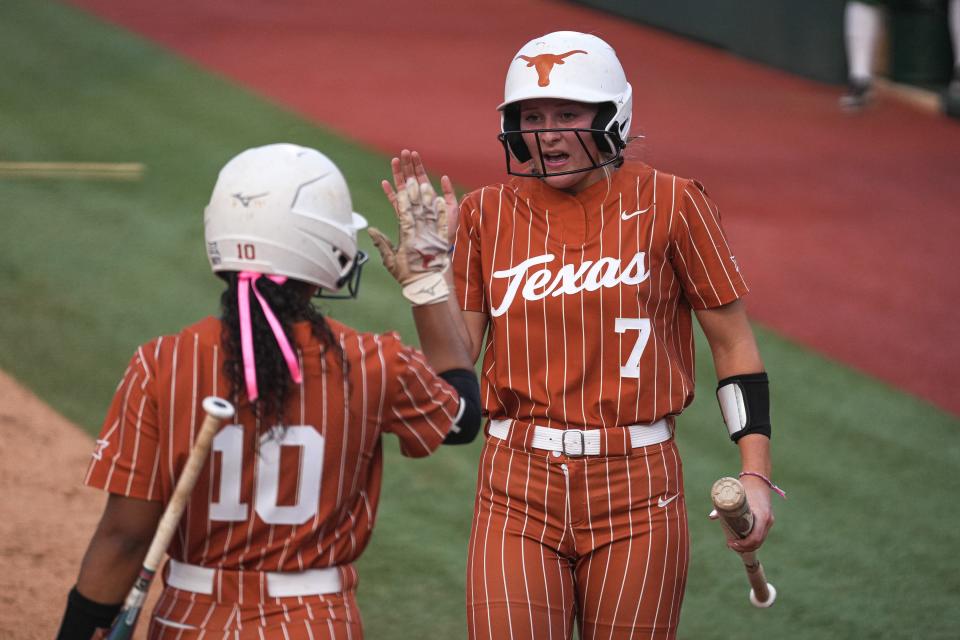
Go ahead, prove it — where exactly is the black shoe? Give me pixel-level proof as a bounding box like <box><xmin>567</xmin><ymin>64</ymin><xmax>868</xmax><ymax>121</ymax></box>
<box><xmin>839</xmin><ymin>80</ymin><xmax>871</xmax><ymax>111</ymax></box>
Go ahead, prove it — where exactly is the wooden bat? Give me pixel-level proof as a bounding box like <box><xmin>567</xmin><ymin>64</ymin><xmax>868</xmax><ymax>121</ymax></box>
<box><xmin>710</xmin><ymin>476</ymin><xmax>777</xmax><ymax>608</ymax></box>
<box><xmin>106</xmin><ymin>396</ymin><xmax>235</xmax><ymax>639</ymax></box>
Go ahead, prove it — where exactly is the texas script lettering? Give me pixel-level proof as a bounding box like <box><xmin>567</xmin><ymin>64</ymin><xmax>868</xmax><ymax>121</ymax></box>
<box><xmin>489</xmin><ymin>252</ymin><xmax>649</xmax><ymax>317</ymax></box>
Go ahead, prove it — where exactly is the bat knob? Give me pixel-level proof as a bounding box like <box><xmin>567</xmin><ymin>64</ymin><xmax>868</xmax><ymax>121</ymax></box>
<box><xmin>749</xmin><ymin>583</ymin><xmax>776</xmax><ymax>608</ymax></box>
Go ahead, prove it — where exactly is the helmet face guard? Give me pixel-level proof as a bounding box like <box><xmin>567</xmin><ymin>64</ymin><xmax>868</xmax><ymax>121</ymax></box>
<box><xmin>315</xmin><ymin>250</ymin><xmax>368</xmax><ymax>299</ymax></box>
<box><xmin>498</xmin><ymin>126</ymin><xmax>625</xmax><ymax>178</ymax></box>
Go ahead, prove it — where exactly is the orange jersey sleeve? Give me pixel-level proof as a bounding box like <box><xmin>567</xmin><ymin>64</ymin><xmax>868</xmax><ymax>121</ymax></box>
<box><xmin>379</xmin><ymin>332</ymin><xmax>460</xmax><ymax>457</ymax></box>
<box><xmin>85</xmin><ymin>341</ymin><xmax>164</xmax><ymax>501</ymax></box>
<box><xmin>669</xmin><ymin>180</ymin><xmax>749</xmax><ymax>309</ymax></box>
<box><xmin>453</xmin><ymin>188</ymin><xmax>487</xmax><ymax>314</ymax></box>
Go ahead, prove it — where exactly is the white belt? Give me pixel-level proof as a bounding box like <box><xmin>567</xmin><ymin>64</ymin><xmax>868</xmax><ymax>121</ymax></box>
<box><xmin>166</xmin><ymin>559</ymin><xmax>343</xmax><ymax>597</ymax></box>
<box><xmin>488</xmin><ymin>418</ymin><xmax>672</xmax><ymax>456</ymax></box>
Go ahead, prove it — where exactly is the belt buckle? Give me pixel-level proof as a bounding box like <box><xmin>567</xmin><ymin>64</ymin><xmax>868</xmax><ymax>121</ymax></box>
<box><xmin>561</xmin><ymin>430</ymin><xmax>586</xmax><ymax>457</ymax></box>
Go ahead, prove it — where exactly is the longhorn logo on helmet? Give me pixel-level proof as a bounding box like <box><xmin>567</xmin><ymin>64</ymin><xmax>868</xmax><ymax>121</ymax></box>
<box><xmin>516</xmin><ymin>50</ymin><xmax>587</xmax><ymax>87</ymax></box>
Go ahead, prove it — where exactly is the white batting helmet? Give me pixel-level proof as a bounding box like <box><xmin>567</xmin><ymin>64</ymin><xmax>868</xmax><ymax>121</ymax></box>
<box><xmin>499</xmin><ymin>31</ymin><xmax>633</xmax><ymax>171</ymax></box>
<box><xmin>204</xmin><ymin>143</ymin><xmax>368</xmax><ymax>294</ymax></box>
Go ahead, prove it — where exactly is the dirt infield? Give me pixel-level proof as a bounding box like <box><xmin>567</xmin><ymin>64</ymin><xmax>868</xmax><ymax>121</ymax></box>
<box><xmin>0</xmin><ymin>370</ymin><xmax>155</xmax><ymax>639</ymax></box>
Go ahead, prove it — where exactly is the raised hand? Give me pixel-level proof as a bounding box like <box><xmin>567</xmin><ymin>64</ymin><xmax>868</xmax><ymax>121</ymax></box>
<box><xmin>368</xmin><ymin>173</ymin><xmax>451</xmax><ymax>306</ymax></box>
<box><xmin>381</xmin><ymin>149</ymin><xmax>460</xmax><ymax>246</ymax></box>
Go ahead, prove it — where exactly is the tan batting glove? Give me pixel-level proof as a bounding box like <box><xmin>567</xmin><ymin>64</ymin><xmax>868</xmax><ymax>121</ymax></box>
<box><xmin>368</xmin><ymin>177</ymin><xmax>451</xmax><ymax>306</ymax></box>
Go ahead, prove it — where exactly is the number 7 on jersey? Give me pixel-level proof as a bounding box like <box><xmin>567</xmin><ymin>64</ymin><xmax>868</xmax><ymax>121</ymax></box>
<box><xmin>615</xmin><ymin>317</ymin><xmax>651</xmax><ymax>378</ymax></box>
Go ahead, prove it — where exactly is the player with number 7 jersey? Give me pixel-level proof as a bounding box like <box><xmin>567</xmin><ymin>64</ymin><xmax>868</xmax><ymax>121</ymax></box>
<box><xmin>456</xmin><ymin>166</ymin><xmax>746</xmax><ymax>428</ymax></box>
<box><xmin>429</xmin><ymin>30</ymin><xmax>774</xmax><ymax>640</ymax></box>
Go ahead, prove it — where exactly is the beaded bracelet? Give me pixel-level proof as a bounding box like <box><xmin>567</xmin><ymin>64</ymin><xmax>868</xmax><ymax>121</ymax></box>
<box><xmin>739</xmin><ymin>471</ymin><xmax>787</xmax><ymax>499</ymax></box>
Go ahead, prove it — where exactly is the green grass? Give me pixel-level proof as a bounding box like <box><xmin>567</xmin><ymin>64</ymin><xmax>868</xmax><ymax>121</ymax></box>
<box><xmin>0</xmin><ymin>0</ymin><xmax>407</xmax><ymax>427</ymax></box>
<box><xmin>2</xmin><ymin>2</ymin><xmax>958</xmax><ymax>638</ymax></box>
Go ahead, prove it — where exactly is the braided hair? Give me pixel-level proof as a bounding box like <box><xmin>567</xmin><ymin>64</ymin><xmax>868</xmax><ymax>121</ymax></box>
<box><xmin>219</xmin><ymin>273</ymin><xmax>344</xmax><ymax>426</ymax></box>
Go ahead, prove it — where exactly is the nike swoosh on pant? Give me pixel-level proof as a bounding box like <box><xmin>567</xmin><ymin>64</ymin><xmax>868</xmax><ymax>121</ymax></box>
<box><xmin>657</xmin><ymin>494</ymin><xmax>679</xmax><ymax>507</ymax></box>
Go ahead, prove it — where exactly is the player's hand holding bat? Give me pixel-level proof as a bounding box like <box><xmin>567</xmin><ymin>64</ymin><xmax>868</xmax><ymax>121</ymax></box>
<box><xmin>710</xmin><ymin>476</ymin><xmax>778</xmax><ymax>608</ymax></box>
<box><xmin>725</xmin><ymin>473</ymin><xmax>774</xmax><ymax>553</ymax></box>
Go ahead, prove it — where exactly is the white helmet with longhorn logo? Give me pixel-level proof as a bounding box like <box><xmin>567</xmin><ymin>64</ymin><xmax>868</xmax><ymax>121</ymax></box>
<box><xmin>499</xmin><ymin>31</ymin><xmax>633</xmax><ymax>175</ymax></box>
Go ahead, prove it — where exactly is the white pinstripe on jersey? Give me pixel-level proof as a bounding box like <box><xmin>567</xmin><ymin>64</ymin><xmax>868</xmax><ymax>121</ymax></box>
<box><xmin>453</xmin><ymin>161</ymin><xmax>748</xmax><ymax>429</ymax></box>
<box><xmin>457</xmin><ymin>161</ymin><xmax>743</xmax><ymax>640</ymax></box>
<box><xmin>86</xmin><ymin>314</ymin><xmax>458</xmax><ymax>638</ymax></box>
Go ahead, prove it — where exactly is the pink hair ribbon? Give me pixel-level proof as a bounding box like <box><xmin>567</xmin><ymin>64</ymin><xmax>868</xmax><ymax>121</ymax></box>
<box><xmin>237</xmin><ymin>271</ymin><xmax>303</xmax><ymax>402</ymax></box>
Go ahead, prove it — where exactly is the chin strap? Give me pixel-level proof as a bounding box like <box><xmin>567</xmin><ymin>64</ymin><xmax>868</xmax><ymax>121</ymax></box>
<box><xmin>238</xmin><ymin>271</ymin><xmax>302</xmax><ymax>402</ymax></box>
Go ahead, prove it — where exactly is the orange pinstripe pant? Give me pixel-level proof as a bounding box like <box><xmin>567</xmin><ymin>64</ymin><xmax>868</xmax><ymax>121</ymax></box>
<box><xmin>146</xmin><ymin>567</ymin><xmax>363</xmax><ymax>639</ymax></box>
<box><xmin>466</xmin><ymin>436</ymin><xmax>688</xmax><ymax>640</ymax></box>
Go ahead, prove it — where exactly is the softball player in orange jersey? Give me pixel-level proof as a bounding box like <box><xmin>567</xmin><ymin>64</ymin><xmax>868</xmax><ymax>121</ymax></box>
<box><xmin>57</xmin><ymin>144</ymin><xmax>480</xmax><ymax>639</ymax></box>
<box><xmin>388</xmin><ymin>31</ymin><xmax>778</xmax><ymax>640</ymax></box>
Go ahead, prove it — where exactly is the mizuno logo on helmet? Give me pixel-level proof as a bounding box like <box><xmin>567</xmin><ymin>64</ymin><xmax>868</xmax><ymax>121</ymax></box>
<box><xmin>516</xmin><ymin>50</ymin><xmax>587</xmax><ymax>87</ymax></box>
<box><xmin>231</xmin><ymin>192</ymin><xmax>269</xmax><ymax>207</ymax></box>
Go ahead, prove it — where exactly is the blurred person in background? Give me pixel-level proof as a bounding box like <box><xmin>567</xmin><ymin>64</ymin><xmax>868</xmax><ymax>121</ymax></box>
<box><xmin>841</xmin><ymin>0</ymin><xmax>960</xmax><ymax>109</ymax></box>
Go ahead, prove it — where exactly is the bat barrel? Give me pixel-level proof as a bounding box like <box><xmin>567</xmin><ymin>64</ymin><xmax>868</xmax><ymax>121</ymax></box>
<box><xmin>107</xmin><ymin>396</ymin><xmax>235</xmax><ymax>638</ymax></box>
<box><xmin>142</xmin><ymin>397</ymin><xmax>235</xmax><ymax>571</ymax></box>
<box><xmin>203</xmin><ymin>396</ymin><xmax>236</xmax><ymax>420</ymax></box>
<box><xmin>711</xmin><ymin>477</ymin><xmax>754</xmax><ymax>537</ymax></box>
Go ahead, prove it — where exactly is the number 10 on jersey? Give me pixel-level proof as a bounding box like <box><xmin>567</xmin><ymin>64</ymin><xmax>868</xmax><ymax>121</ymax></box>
<box><xmin>210</xmin><ymin>425</ymin><xmax>325</xmax><ymax>526</ymax></box>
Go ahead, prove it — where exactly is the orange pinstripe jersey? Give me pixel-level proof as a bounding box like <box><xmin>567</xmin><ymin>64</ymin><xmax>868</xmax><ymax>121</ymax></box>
<box><xmin>452</xmin><ymin>161</ymin><xmax>748</xmax><ymax>429</ymax></box>
<box><xmin>85</xmin><ymin>316</ymin><xmax>459</xmax><ymax>571</ymax></box>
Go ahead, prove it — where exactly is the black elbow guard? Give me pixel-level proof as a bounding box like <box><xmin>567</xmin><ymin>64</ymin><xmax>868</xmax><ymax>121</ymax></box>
<box><xmin>716</xmin><ymin>372</ymin><xmax>771</xmax><ymax>442</ymax></box>
<box><xmin>438</xmin><ymin>368</ymin><xmax>481</xmax><ymax>444</ymax></box>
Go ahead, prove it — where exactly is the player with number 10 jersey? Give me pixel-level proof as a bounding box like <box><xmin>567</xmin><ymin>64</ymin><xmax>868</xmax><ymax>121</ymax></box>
<box><xmin>60</xmin><ymin>144</ymin><xmax>479</xmax><ymax>640</ymax></box>
<box><xmin>86</xmin><ymin>315</ymin><xmax>456</xmax><ymax>573</ymax></box>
